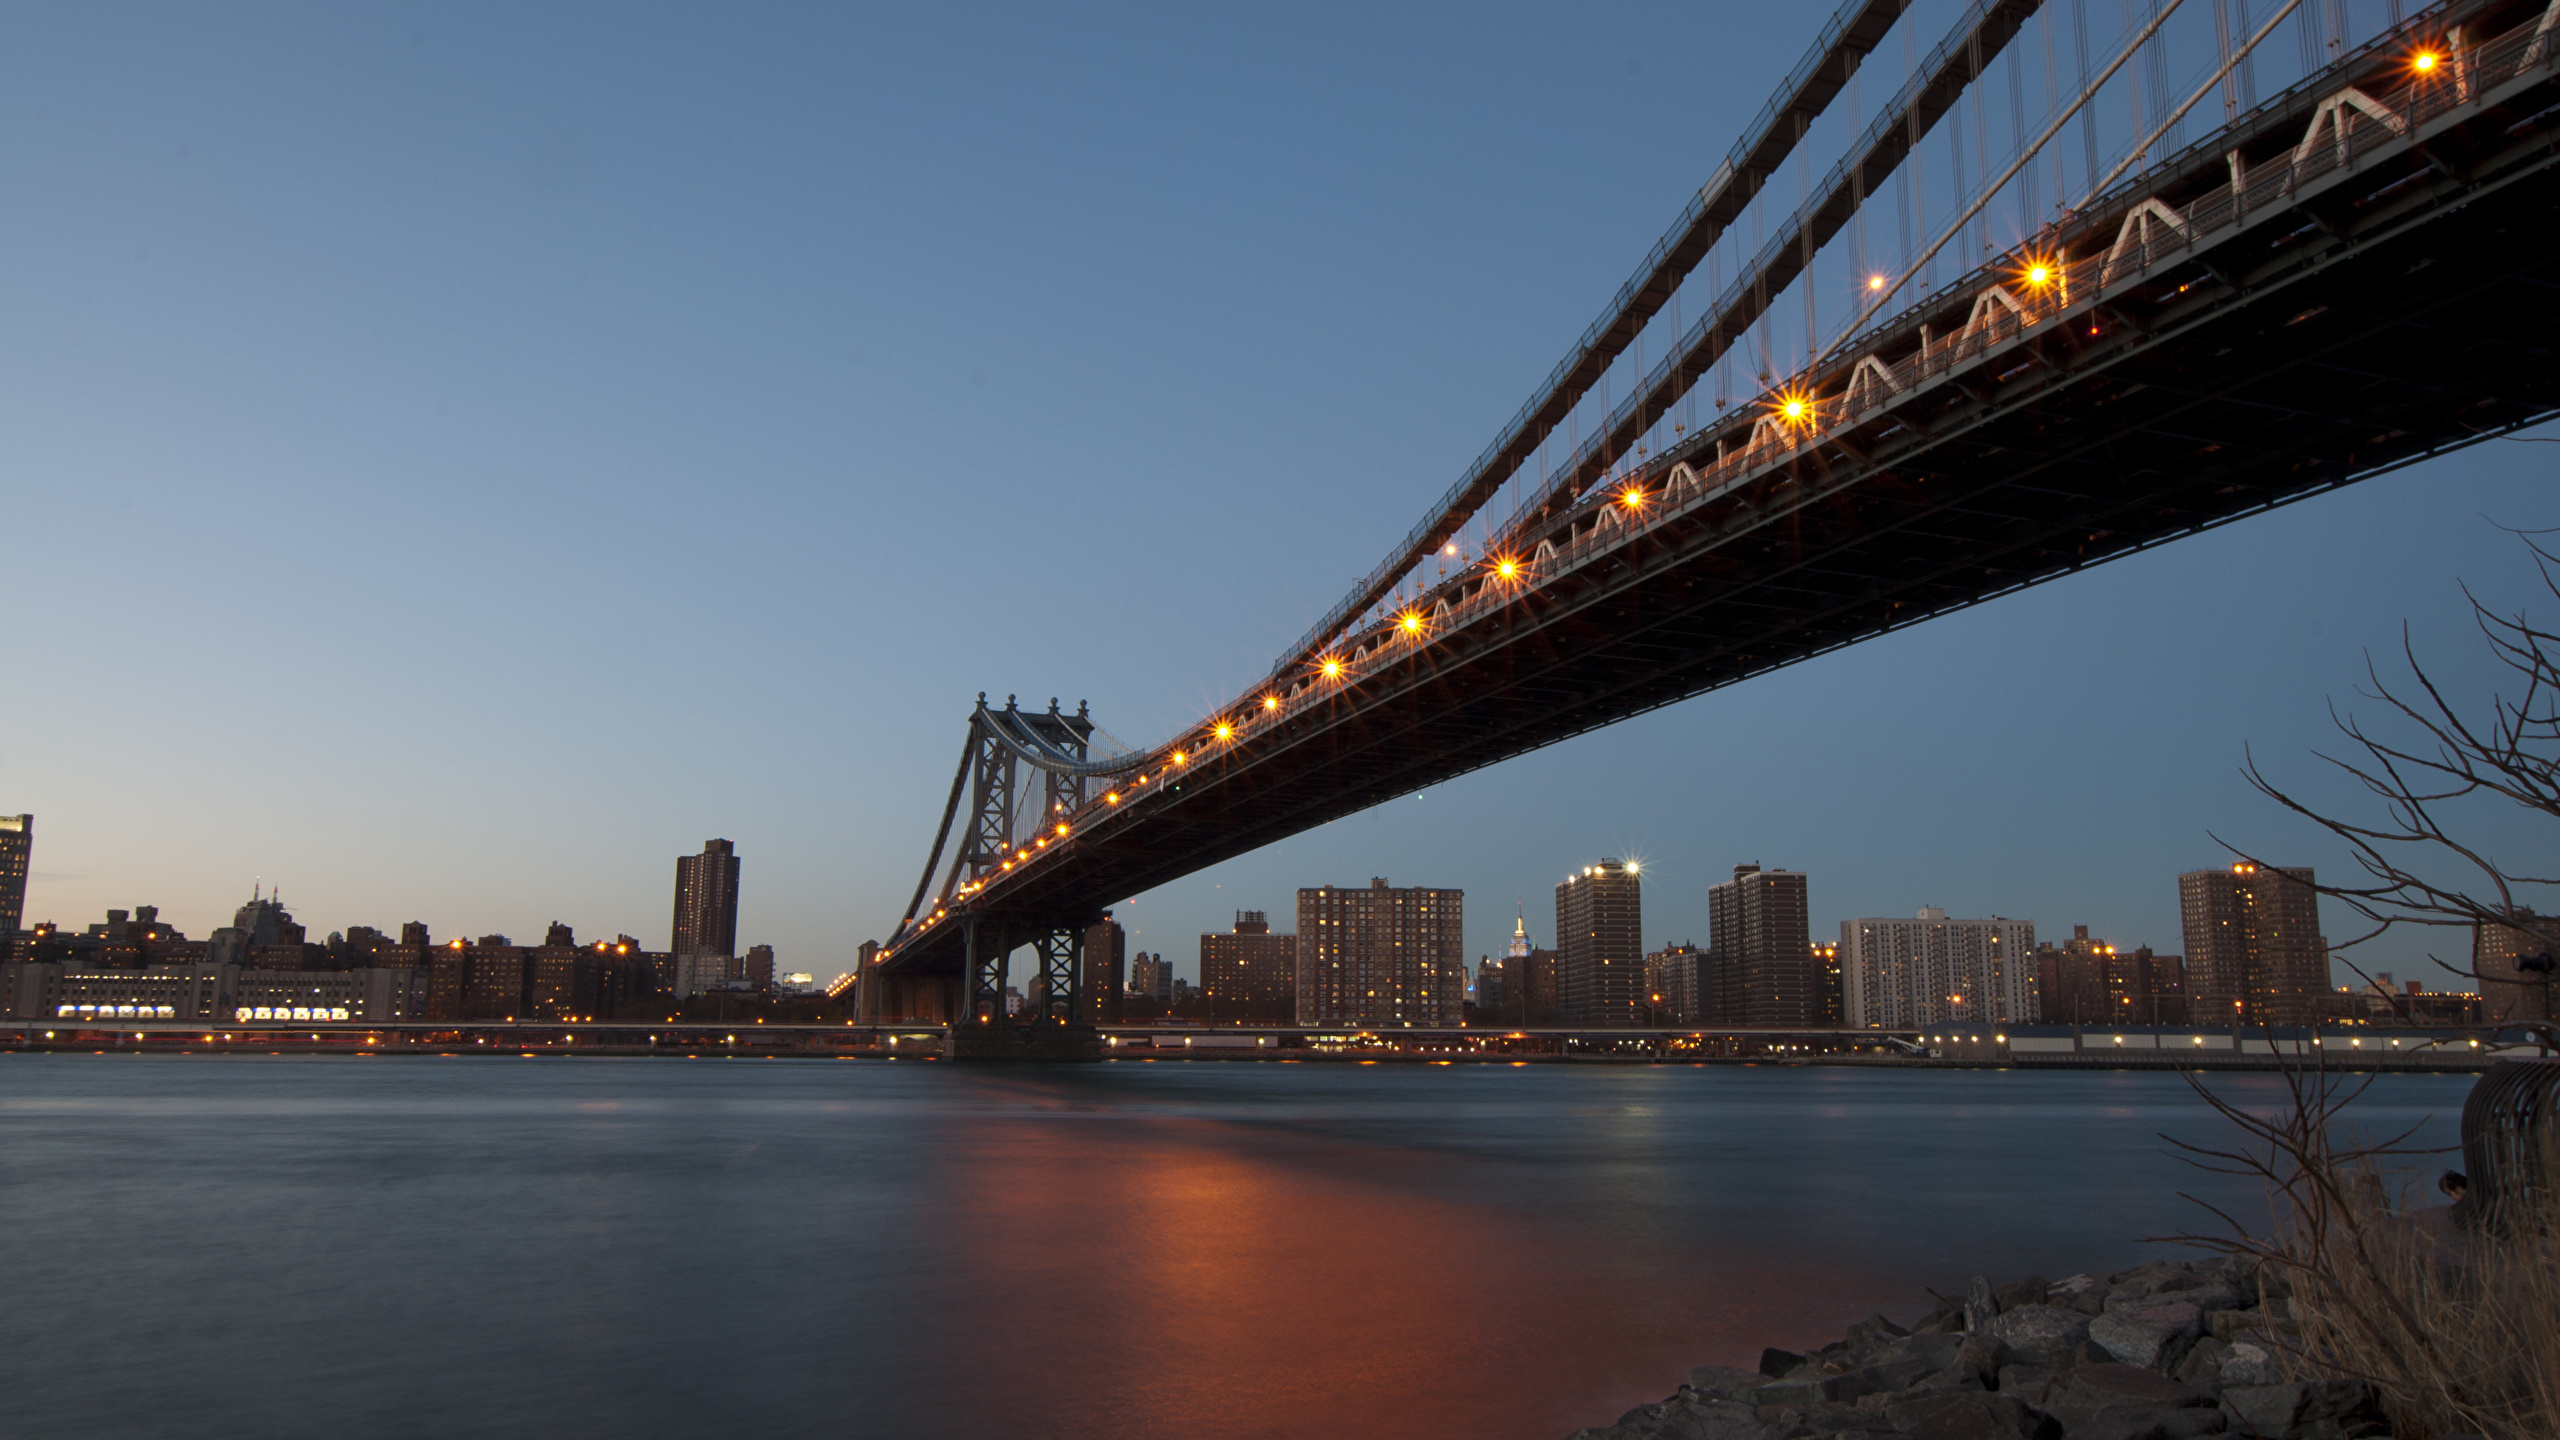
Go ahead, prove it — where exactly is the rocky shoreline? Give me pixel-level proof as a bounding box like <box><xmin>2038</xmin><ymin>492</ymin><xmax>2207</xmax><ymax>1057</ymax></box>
<box><xmin>1572</xmin><ymin>1257</ymin><xmax>2398</xmax><ymax>1440</ymax></box>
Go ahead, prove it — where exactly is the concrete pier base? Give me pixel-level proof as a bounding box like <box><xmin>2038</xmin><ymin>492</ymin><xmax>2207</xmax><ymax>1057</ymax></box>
<box><xmin>945</xmin><ymin>1021</ymin><xmax>1103</xmax><ymax>1062</ymax></box>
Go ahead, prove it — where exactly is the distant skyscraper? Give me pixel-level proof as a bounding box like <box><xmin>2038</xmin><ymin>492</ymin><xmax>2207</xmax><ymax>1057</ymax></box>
<box><xmin>2179</xmin><ymin>863</ymin><xmax>2325</xmax><ymax>1026</ymax></box>
<box><xmin>1297</xmin><ymin>879</ymin><xmax>1464</xmax><ymax>1027</ymax></box>
<box><xmin>2475</xmin><ymin>908</ymin><xmax>2553</xmax><ymax>1024</ymax></box>
<box><xmin>1842</xmin><ymin>908</ymin><xmax>2036</xmax><ymax>1028</ymax></box>
<box><xmin>1201</xmin><ymin>911</ymin><xmax>1296</xmax><ymax>1017</ymax></box>
<box><xmin>1474</xmin><ymin>955</ymin><xmax>1506</xmax><ymax>1012</ymax></box>
<box><xmin>671</xmin><ymin>839</ymin><xmax>740</xmax><ymax>969</ymax></box>
<box><xmin>0</xmin><ymin>814</ymin><xmax>28</xmax><ymax>936</ymax></box>
<box><xmin>1811</xmin><ymin>941</ymin><xmax>1843</xmax><ymax>1026</ymax></box>
<box><xmin>1083</xmin><ymin>914</ymin><xmax>1125</xmax><ymax>1023</ymax></box>
<box><xmin>1709</xmin><ymin>865</ymin><xmax>1814</xmax><ymax>1026</ymax></box>
<box><xmin>1556</xmin><ymin>860</ymin><xmax>1643</xmax><ymax>1027</ymax></box>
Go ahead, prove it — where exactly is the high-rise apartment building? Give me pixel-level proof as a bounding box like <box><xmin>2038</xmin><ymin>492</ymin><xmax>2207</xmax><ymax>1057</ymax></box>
<box><xmin>671</xmin><ymin>839</ymin><xmax>741</xmax><ymax>970</ymax></box>
<box><xmin>0</xmin><ymin>815</ymin><xmax>29</xmax><ymax>936</ymax></box>
<box><xmin>2179</xmin><ymin>863</ymin><xmax>2325</xmax><ymax>1025</ymax></box>
<box><xmin>2473</xmin><ymin>908</ymin><xmax>2553</xmax><ymax>1024</ymax></box>
<box><xmin>1128</xmin><ymin>951</ymin><xmax>1172</xmax><ymax>1003</ymax></box>
<box><xmin>1201</xmin><ymin>911</ymin><xmax>1297</xmax><ymax>1018</ymax></box>
<box><xmin>1646</xmin><ymin>942</ymin><xmax>1705</xmax><ymax>1024</ymax></box>
<box><xmin>1297</xmin><ymin>879</ymin><xmax>1465</xmax><ymax>1027</ymax></box>
<box><xmin>1842</xmin><ymin>908</ymin><xmax>2037</xmax><ymax>1028</ymax></box>
<box><xmin>1557</xmin><ymin>860</ymin><xmax>1643</xmax><ymax>1027</ymax></box>
<box><xmin>1811</xmin><ymin>941</ymin><xmax>1843</xmax><ymax>1026</ymax></box>
<box><xmin>1083</xmin><ymin>914</ymin><xmax>1125</xmax><ymax>1024</ymax></box>
<box><xmin>1475</xmin><ymin>955</ymin><xmax>1506</xmax><ymax>1011</ymax></box>
<box><xmin>1707</xmin><ymin>865</ymin><xmax>1815</xmax><ymax>1026</ymax></box>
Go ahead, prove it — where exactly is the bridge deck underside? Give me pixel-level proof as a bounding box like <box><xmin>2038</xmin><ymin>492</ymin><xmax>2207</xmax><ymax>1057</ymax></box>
<box><xmin>884</xmin><ymin>57</ymin><xmax>2560</xmax><ymax>977</ymax></box>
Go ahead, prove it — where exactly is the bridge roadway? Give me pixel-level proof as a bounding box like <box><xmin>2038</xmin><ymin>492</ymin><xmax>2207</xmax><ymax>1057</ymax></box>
<box><xmin>881</xmin><ymin>0</ymin><xmax>2560</xmax><ymax>985</ymax></box>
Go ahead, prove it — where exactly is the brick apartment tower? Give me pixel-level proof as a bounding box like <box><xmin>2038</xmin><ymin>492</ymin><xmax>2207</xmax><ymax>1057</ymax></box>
<box><xmin>1708</xmin><ymin>865</ymin><xmax>1814</xmax><ymax>1026</ymax></box>
<box><xmin>1083</xmin><ymin>915</ymin><xmax>1125</xmax><ymax>1024</ymax></box>
<box><xmin>671</xmin><ymin>839</ymin><xmax>741</xmax><ymax>970</ymax></box>
<box><xmin>2179</xmin><ymin>863</ymin><xmax>2325</xmax><ymax>1026</ymax></box>
<box><xmin>2475</xmin><ymin>908</ymin><xmax>2554</xmax><ymax>1024</ymax></box>
<box><xmin>1557</xmin><ymin>860</ymin><xmax>1643</xmax><ymax>1027</ymax></box>
<box><xmin>1297</xmin><ymin>879</ymin><xmax>1464</xmax><ymax>1028</ymax></box>
<box><xmin>0</xmin><ymin>814</ymin><xmax>29</xmax><ymax>937</ymax></box>
<box><xmin>1201</xmin><ymin>910</ymin><xmax>1297</xmax><ymax>1018</ymax></box>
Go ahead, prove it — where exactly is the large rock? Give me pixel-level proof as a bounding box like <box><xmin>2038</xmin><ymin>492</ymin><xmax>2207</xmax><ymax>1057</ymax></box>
<box><xmin>1849</xmin><ymin>1313</ymin><xmax>1914</xmax><ymax>1358</ymax></box>
<box><xmin>1882</xmin><ymin>1390</ymin><xmax>2062</xmax><ymax>1440</ymax></box>
<box><xmin>2073</xmin><ymin>1408</ymin><xmax>2230</xmax><ymax>1440</ymax></box>
<box><xmin>1689</xmin><ymin>1366</ymin><xmax>1768</xmax><ymax>1399</ymax></box>
<box><xmin>2173</xmin><ymin>1337</ymin><xmax>2233</xmax><ymax>1390</ymax></box>
<box><xmin>1985</xmin><ymin>1306</ymin><xmax>2093</xmax><ymax>1369</ymax></box>
<box><xmin>1758</xmin><ymin>1348</ymin><xmax>1804</xmax><ymax>1378</ymax></box>
<box><xmin>1994</xmin><ymin>1277</ymin><xmax>2051</xmax><ymax>1314</ymax></box>
<box><xmin>1644</xmin><ymin>1398</ymin><xmax>1788</xmax><ymax>1440</ymax></box>
<box><xmin>2044</xmin><ymin>1363</ymin><xmax>2220</xmax><ymax>1435</ymax></box>
<box><xmin>2221</xmin><ymin>1381</ymin><xmax>2372</xmax><ymax>1438</ymax></box>
<box><xmin>2090</xmin><ymin>1300</ymin><xmax>2205</xmax><ymax>1369</ymax></box>
<box><xmin>2217</xmin><ymin>1341</ymin><xmax>2281</xmax><ymax>1389</ymax></box>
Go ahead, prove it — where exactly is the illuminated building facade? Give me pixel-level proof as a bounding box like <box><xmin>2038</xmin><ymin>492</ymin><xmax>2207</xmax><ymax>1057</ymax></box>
<box><xmin>1842</xmin><ymin>908</ymin><xmax>2036</xmax><ymax>1028</ymax></box>
<box><xmin>1709</xmin><ymin>865</ymin><xmax>1815</xmax><ymax>1026</ymax></box>
<box><xmin>2475</xmin><ymin>908</ymin><xmax>2554</xmax><ymax>1024</ymax></box>
<box><xmin>1645</xmin><ymin>942</ymin><xmax>1705</xmax><ymax>1023</ymax></box>
<box><xmin>2034</xmin><ymin>926</ymin><xmax>2187</xmax><ymax>1025</ymax></box>
<box><xmin>1082</xmin><ymin>915</ymin><xmax>1124</xmax><ymax>1023</ymax></box>
<box><xmin>1297</xmin><ymin>879</ymin><xmax>1464</xmax><ymax>1027</ymax></box>
<box><xmin>2179</xmin><ymin>864</ymin><xmax>2325</xmax><ymax>1026</ymax></box>
<box><xmin>671</xmin><ymin>839</ymin><xmax>741</xmax><ymax>981</ymax></box>
<box><xmin>1201</xmin><ymin>911</ymin><xmax>1296</xmax><ymax>1019</ymax></box>
<box><xmin>1557</xmin><ymin>860</ymin><xmax>1642</xmax><ymax>1027</ymax></box>
<box><xmin>0</xmin><ymin>814</ymin><xmax>28</xmax><ymax>937</ymax></box>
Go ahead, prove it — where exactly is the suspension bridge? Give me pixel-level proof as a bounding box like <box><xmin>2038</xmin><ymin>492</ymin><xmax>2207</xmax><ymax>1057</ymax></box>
<box><xmin>853</xmin><ymin>0</ymin><xmax>2560</xmax><ymax>1055</ymax></box>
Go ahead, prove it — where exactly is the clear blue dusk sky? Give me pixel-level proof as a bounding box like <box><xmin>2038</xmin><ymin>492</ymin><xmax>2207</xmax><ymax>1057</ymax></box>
<box><xmin>5</xmin><ymin>2</ymin><xmax>2550</xmax><ymax>987</ymax></box>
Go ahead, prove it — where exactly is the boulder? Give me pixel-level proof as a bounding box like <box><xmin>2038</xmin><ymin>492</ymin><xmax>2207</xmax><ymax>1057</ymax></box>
<box><xmin>2073</xmin><ymin>1408</ymin><xmax>2229</xmax><ymax>1440</ymax></box>
<box><xmin>1759</xmin><ymin>1348</ymin><xmax>1805</xmax><ymax>1379</ymax></box>
<box><xmin>1690</xmin><ymin>1366</ymin><xmax>1769</xmax><ymax>1399</ymax></box>
<box><xmin>1967</xmin><ymin>1276</ymin><xmax>2000</xmax><ymax>1333</ymax></box>
<box><xmin>1647</xmin><ymin>1398</ymin><xmax>1789</xmax><ymax>1440</ymax></box>
<box><xmin>1995</xmin><ymin>1366</ymin><xmax>2065</xmax><ymax>1408</ymax></box>
<box><xmin>1849</xmin><ymin>1314</ymin><xmax>1914</xmax><ymax>1357</ymax></box>
<box><xmin>1994</xmin><ymin>1277</ymin><xmax>2051</xmax><ymax>1314</ymax></box>
<box><xmin>2172</xmin><ymin>1338</ymin><xmax>2233</xmax><ymax>1390</ymax></box>
<box><xmin>2221</xmin><ymin>1381</ymin><xmax>2372</xmax><ymax>1439</ymax></box>
<box><xmin>2218</xmin><ymin>1341</ymin><xmax>2281</xmax><ymax>1389</ymax></box>
<box><xmin>2044</xmin><ymin>1364</ymin><xmax>2219</xmax><ymax>1435</ymax></box>
<box><xmin>1984</xmin><ymin>1306</ymin><xmax>2093</xmax><ymax>1369</ymax></box>
<box><xmin>1882</xmin><ymin>1390</ymin><xmax>2062</xmax><ymax>1440</ymax></box>
<box><xmin>2205</xmin><ymin>1311</ymin><xmax>2260</xmax><ymax>1344</ymax></box>
<box><xmin>2090</xmin><ymin>1300</ymin><xmax>2205</xmax><ymax>1369</ymax></box>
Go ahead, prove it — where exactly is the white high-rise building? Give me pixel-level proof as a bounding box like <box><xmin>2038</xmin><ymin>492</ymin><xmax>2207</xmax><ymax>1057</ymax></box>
<box><xmin>1842</xmin><ymin>907</ymin><xmax>2037</xmax><ymax>1028</ymax></box>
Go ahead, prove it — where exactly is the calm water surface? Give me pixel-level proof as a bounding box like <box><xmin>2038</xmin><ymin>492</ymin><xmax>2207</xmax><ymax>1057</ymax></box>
<box><xmin>0</xmin><ymin>1055</ymin><xmax>2469</xmax><ymax>1439</ymax></box>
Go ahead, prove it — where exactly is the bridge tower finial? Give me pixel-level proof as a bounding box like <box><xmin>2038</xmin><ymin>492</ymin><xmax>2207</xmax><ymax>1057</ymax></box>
<box><xmin>1049</xmin><ymin>697</ymin><xmax>1060</xmax><ymax>714</ymax></box>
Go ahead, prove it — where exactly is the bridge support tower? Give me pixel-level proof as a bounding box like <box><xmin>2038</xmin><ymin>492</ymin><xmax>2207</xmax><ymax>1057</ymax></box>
<box><xmin>946</xmin><ymin>913</ymin><xmax>1102</xmax><ymax>1061</ymax></box>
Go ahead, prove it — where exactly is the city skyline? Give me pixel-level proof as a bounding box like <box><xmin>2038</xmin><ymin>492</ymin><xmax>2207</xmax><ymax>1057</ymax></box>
<box><xmin>5</xmin><ymin>5</ymin><xmax>2553</xmax><ymax>991</ymax></box>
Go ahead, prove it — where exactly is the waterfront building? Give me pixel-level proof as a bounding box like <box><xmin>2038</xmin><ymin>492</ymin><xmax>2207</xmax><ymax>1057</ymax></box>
<box><xmin>1083</xmin><ymin>915</ymin><xmax>1124</xmax><ymax>1023</ymax></box>
<box><xmin>1201</xmin><ymin>911</ymin><xmax>1296</xmax><ymax>1019</ymax></box>
<box><xmin>1297</xmin><ymin>878</ymin><xmax>1465</xmax><ymax>1028</ymax></box>
<box><xmin>0</xmin><ymin>814</ymin><xmax>29</xmax><ymax>937</ymax></box>
<box><xmin>671</xmin><ymin>839</ymin><xmax>741</xmax><ymax>981</ymax></box>
<box><xmin>1645</xmin><ymin>942</ymin><xmax>1705</xmax><ymax>1024</ymax></box>
<box><xmin>1812</xmin><ymin>941</ymin><xmax>1842</xmax><ymax>1027</ymax></box>
<box><xmin>2034</xmin><ymin>927</ymin><xmax>2187</xmax><ymax>1025</ymax></box>
<box><xmin>1557</xmin><ymin>861</ymin><xmax>1642</xmax><ymax>1027</ymax></box>
<box><xmin>1842</xmin><ymin>908</ymin><xmax>2037</xmax><ymax>1028</ymax></box>
<box><xmin>2179</xmin><ymin>863</ymin><xmax>2326</xmax><ymax>1026</ymax></box>
<box><xmin>2475</xmin><ymin>908</ymin><xmax>2554</xmax><ymax>1023</ymax></box>
<box><xmin>1129</xmin><ymin>951</ymin><xmax>1170</xmax><ymax>1003</ymax></box>
<box><xmin>1709</xmin><ymin>865</ymin><xmax>1815</xmax><ymax>1026</ymax></box>
<box><xmin>1475</xmin><ymin>955</ymin><xmax>1504</xmax><ymax>1012</ymax></box>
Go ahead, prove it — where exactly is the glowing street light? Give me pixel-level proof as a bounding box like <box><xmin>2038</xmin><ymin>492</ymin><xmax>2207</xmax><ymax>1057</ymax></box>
<box><xmin>2412</xmin><ymin>49</ymin><xmax>2441</xmax><ymax>72</ymax></box>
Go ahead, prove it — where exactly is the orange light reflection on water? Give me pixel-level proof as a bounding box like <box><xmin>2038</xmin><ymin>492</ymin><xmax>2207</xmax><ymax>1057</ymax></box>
<box><xmin>915</xmin><ymin>1099</ymin><xmax>1877</xmax><ymax>1440</ymax></box>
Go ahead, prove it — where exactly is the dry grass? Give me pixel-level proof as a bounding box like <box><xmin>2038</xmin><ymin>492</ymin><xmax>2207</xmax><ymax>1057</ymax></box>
<box><xmin>2165</xmin><ymin>1060</ymin><xmax>2560</xmax><ymax>1440</ymax></box>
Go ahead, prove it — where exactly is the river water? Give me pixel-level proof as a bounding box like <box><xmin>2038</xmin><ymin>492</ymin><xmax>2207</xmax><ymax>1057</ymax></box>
<box><xmin>0</xmin><ymin>1055</ymin><xmax>2470</xmax><ymax>1440</ymax></box>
